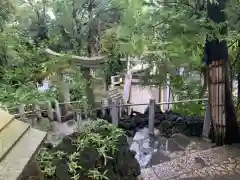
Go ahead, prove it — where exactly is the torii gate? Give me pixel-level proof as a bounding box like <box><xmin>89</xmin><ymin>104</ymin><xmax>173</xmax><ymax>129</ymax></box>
<box><xmin>45</xmin><ymin>48</ymin><xmax>108</xmax><ymax>109</ymax></box>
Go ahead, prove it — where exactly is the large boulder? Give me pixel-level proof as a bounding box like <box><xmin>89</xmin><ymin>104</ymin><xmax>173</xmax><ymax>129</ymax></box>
<box><xmin>37</xmin><ymin>120</ymin><xmax>140</xmax><ymax>180</ymax></box>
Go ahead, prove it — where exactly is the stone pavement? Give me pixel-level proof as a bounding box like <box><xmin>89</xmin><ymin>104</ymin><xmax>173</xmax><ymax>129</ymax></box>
<box><xmin>141</xmin><ymin>146</ymin><xmax>240</xmax><ymax>180</ymax></box>
<box><xmin>130</xmin><ymin>129</ymin><xmax>212</xmax><ymax>169</ymax></box>
<box><xmin>175</xmin><ymin>156</ymin><xmax>240</xmax><ymax>180</ymax></box>
<box><xmin>135</xmin><ymin>130</ymin><xmax>240</xmax><ymax>180</ymax></box>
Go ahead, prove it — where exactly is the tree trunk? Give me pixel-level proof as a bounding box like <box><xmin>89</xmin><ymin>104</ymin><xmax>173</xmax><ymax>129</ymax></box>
<box><xmin>225</xmin><ymin>66</ymin><xmax>239</xmax><ymax>143</ymax></box>
<box><xmin>238</xmin><ymin>73</ymin><xmax>240</xmax><ymax>104</ymax></box>
<box><xmin>237</xmin><ymin>40</ymin><xmax>240</xmax><ymax>105</ymax></box>
<box><xmin>206</xmin><ymin>0</ymin><xmax>239</xmax><ymax>145</ymax></box>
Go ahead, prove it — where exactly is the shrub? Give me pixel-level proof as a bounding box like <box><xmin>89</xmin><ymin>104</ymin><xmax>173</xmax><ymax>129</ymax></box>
<box><xmin>37</xmin><ymin>119</ymin><xmax>140</xmax><ymax>180</ymax></box>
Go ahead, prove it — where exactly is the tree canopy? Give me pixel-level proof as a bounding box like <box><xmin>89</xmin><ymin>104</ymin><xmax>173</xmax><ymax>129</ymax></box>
<box><xmin>0</xmin><ymin>0</ymin><xmax>240</xmax><ymax>115</ymax></box>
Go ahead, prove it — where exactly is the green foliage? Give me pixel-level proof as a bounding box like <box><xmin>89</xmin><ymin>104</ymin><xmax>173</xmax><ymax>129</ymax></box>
<box><xmin>0</xmin><ymin>0</ymin><xmax>88</xmax><ymax>107</ymax></box>
<box><xmin>0</xmin><ymin>27</ymin><xmax>57</xmax><ymax>105</ymax></box>
<box><xmin>0</xmin><ymin>0</ymin><xmax>14</xmax><ymax>27</ymax></box>
<box><xmin>100</xmin><ymin>0</ymin><xmax>209</xmax><ymax>112</ymax></box>
<box><xmin>2</xmin><ymin>0</ymin><xmax>240</xmax><ymax>113</ymax></box>
<box><xmin>102</xmin><ymin>0</ymin><xmax>240</xmax><ymax>113</ymax></box>
<box><xmin>37</xmin><ymin>149</ymin><xmax>57</xmax><ymax>177</ymax></box>
<box><xmin>170</xmin><ymin>72</ymin><xmax>204</xmax><ymax>116</ymax></box>
<box><xmin>37</xmin><ymin>119</ymin><xmax>139</xmax><ymax>180</ymax></box>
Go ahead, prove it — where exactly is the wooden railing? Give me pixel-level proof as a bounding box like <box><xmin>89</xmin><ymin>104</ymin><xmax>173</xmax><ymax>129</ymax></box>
<box><xmin>0</xmin><ymin>100</ymin><xmax>87</xmax><ymax>122</ymax></box>
<box><xmin>105</xmin><ymin>98</ymin><xmax>208</xmax><ymax>134</ymax></box>
<box><xmin>0</xmin><ymin>98</ymin><xmax>208</xmax><ymax>134</ymax></box>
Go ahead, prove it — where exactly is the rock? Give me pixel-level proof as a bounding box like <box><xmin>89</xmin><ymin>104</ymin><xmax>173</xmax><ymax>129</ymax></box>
<box><xmin>138</xmin><ymin>154</ymin><xmax>152</xmax><ymax>168</ymax></box>
<box><xmin>155</xmin><ymin>114</ymin><xmax>166</xmax><ymax>124</ymax></box>
<box><xmin>153</xmin><ymin>128</ymin><xmax>160</xmax><ymax>136</ymax></box>
<box><xmin>119</xmin><ymin>121</ymin><xmax>132</xmax><ymax>130</ymax></box>
<box><xmin>166</xmin><ymin>114</ymin><xmax>178</xmax><ymax>121</ymax></box>
<box><xmin>165</xmin><ymin>109</ymin><xmax>172</xmax><ymax>114</ymax></box>
<box><xmin>96</xmin><ymin>107</ymin><xmax>204</xmax><ymax>138</ymax></box>
<box><xmin>43</xmin><ymin>142</ymin><xmax>53</xmax><ymax>149</ymax></box>
<box><xmin>134</xmin><ymin>115</ymin><xmax>148</xmax><ymax>126</ymax></box>
<box><xmin>144</xmin><ymin>104</ymin><xmax>162</xmax><ymax>114</ymax></box>
<box><xmin>142</xmin><ymin>139</ymin><xmax>150</xmax><ymax>149</ymax></box>
<box><xmin>126</xmin><ymin>130</ymin><xmax>135</xmax><ymax>137</ymax></box>
<box><xmin>127</xmin><ymin>136</ymin><xmax>133</xmax><ymax>145</ymax></box>
<box><xmin>176</xmin><ymin>116</ymin><xmax>184</xmax><ymax>123</ymax></box>
<box><xmin>133</xmin><ymin>130</ymin><xmax>148</xmax><ymax>141</ymax></box>
<box><xmin>130</xmin><ymin>142</ymin><xmax>140</xmax><ymax>152</ymax></box>
<box><xmin>38</xmin><ymin>120</ymin><xmax>140</xmax><ymax>180</ymax></box>
<box><xmin>61</xmin><ymin>113</ymin><xmax>74</xmax><ymax>122</ymax></box>
<box><xmin>159</xmin><ymin>120</ymin><xmax>172</xmax><ymax>134</ymax></box>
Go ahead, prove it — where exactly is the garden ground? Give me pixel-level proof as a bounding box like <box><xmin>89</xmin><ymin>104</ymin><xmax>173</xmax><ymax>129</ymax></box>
<box><xmin>138</xmin><ymin>131</ymin><xmax>240</xmax><ymax>180</ymax></box>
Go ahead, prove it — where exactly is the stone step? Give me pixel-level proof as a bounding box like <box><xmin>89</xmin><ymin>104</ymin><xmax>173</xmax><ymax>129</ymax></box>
<box><xmin>170</xmin><ymin>133</ymin><xmax>213</xmax><ymax>152</ymax></box>
<box><xmin>0</xmin><ymin>127</ymin><xmax>47</xmax><ymax>180</ymax></box>
<box><xmin>163</xmin><ymin>134</ymin><xmax>213</xmax><ymax>160</ymax></box>
<box><xmin>175</xmin><ymin>156</ymin><xmax>240</xmax><ymax>180</ymax></box>
<box><xmin>130</xmin><ymin>130</ymin><xmax>213</xmax><ymax>168</ymax></box>
<box><xmin>141</xmin><ymin>146</ymin><xmax>240</xmax><ymax>180</ymax></box>
<box><xmin>0</xmin><ymin>120</ymin><xmax>30</xmax><ymax>161</ymax></box>
<box><xmin>0</xmin><ymin>108</ymin><xmax>14</xmax><ymax>132</ymax></box>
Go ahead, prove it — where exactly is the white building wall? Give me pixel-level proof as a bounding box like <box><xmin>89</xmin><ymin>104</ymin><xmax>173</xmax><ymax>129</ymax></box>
<box><xmin>129</xmin><ymin>85</ymin><xmax>159</xmax><ymax>113</ymax></box>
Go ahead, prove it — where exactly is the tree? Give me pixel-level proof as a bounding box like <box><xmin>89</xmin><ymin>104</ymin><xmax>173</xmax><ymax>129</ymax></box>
<box><xmin>101</xmin><ymin>0</ymin><xmax>240</xmax><ymax>144</ymax></box>
<box><xmin>205</xmin><ymin>0</ymin><xmax>240</xmax><ymax>145</ymax></box>
<box><xmin>2</xmin><ymin>0</ymin><xmax>240</xmax><ymax>138</ymax></box>
<box><xmin>0</xmin><ymin>0</ymin><xmax>62</xmax><ymax>106</ymax></box>
<box><xmin>45</xmin><ymin>0</ymin><xmax>124</xmax><ymax>108</ymax></box>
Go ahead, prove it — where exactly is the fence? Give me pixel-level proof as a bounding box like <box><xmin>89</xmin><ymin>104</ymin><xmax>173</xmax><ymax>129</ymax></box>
<box><xmin>0</xmin><ymin>84</ymin><xmax>122</xmax><ymax>123</ymax></box>
<box><xmin>107</xmin><ymin>98</ymin><xmax>208</xmax><ymax>134</ymax></box>
<box><xmin>0</xmin><ymin>100</ymin><xmax>87</xmax><ymax>122</ymax></box>
<box><xmin>1</xmin><ymin>98</ymin><xmax>208</xmax><ymax>135</ymax></box>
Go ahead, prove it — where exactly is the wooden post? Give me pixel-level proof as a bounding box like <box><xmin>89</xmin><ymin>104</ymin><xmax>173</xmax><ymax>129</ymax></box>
<box><xmin>107</xmin><ymin>98</ymin><xmax>112</xmax><ymax>106</ymax></box>
<box><xmin>148</xmin><ymin>99</ymin><xmax>155</xmax><ymax>135</ymax></box>
<box><xmin>54</xmin><ymin>100</ymin><xmax>61</xmax><ymax>122</ymax></box>
<box><xmin>202</xmin><ymin>103</ymin><xmax>211</xmax><ymax>138</ymax></box>
<box><xmin>165</xmin><ymin>140</ymin><xmax>169</xmax><ymax>152</ymax></box>
<box><xmin>111</xmin><ymin>102</ymin><xmax>119</xmax><ymax>126</ymax></box>
<box><xmin>100</xmin><ymin>100</ymin><xmax>106</xmax><ymax>117</ymax></box>
<box><xmin>119</xmin><ymin>99</ymin><xmax>123</xmax><ymax>118</ymax></box>
<box><xmin>84</xmin><ymin>104</ymin><xmax>88</xmax><ymax>119</ymax></box>
<box><xmin>127</xmin><ymin>55</ymin><xmax>131</xmax><ymax>74</ymax></box>
<box><xmin>76</xmin><ymin>111</ymin><xmax>82</xmax><ymax>121</ymax></box>
<box><xmin>34</xmin><ymin>102</ymin><xmax>42</xmax><ymax>119</ymax></box>
<box><xmin>64</xmin><ymin>87</ymin><xmax>70</xmax><ymax>114</ymax></box>
<box><xmin>75</xmin><ymin>110</ymin><xmax>82</xmax><ymax>132</ymax></box>
<box><xmin>19</xmin><ymin>104</ymin><xmax>25</xmax><ymax>118</ymax></box>
<box><xmin>60</xmin><ymin>74</ymin><xmax>71</xmax><ymax>114</ymax></box>
<box><xmin>46</xmin><ymin>101</ymin><xmax>54</xmax><ymax>121</ymax></box>
<box><xmin>119</xmin><ymin>100</ymin><xmax>121</xmax><ymax>118</ymax></box>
